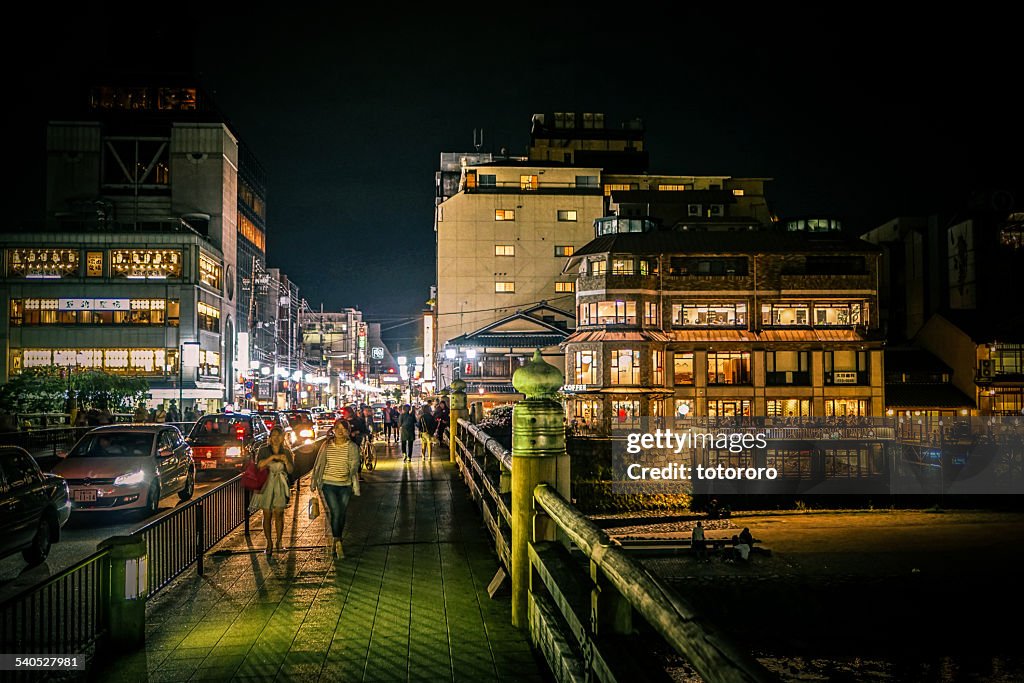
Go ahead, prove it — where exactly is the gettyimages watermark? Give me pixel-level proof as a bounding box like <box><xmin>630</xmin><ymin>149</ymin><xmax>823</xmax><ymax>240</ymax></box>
<box><xmin>606</xmin><ymin>412</ymin><xmax>1024</xmax><ymax>496</ymax></box>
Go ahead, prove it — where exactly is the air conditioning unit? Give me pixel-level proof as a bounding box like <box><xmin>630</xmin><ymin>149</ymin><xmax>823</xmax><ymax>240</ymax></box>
<box><xmin>709</xmin><ymin>204</ymin><xmax>725</xmax><ymax>217</ymax></box>
<box><xmin>979</xmin><ymin>360</ymin><xmax>994</xmax><ymax>378</ymax></box>
<box><xmin>687</xmin><ymin>204</ymin><xmax>702</xmax><ymax>217</ymax></box>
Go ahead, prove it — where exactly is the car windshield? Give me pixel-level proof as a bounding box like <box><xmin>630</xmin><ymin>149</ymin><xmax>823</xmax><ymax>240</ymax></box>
<box><xmin>283</xmin><ymin>411</ymin><xmax>312</xmax><ymax>425</ymax></box>
<box><xmin>70</xmin><ymin>433</ymin><xmax>155</xmax><ymax>458</ymax></box>
<box><xmin>190</xmin><ymin>416</ymin><xmax>252</xmax><ymax>443</ymax></box>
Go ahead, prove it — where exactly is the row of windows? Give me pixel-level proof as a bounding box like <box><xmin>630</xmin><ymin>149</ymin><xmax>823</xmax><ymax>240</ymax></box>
<box><xmin>577</xmin><ymin>301</ymin><xmax>868</xmax><ymax>328</ymax></box>
<box><xmin>494</xmin><ymin>245</ymin><xmax>576</xmax><ymax>257</ymax></box>
<box><xmin>573</xmin><ymin>398</ymin><xmax>873</xmax><ymax>424</ymax></box>
<box><xmin>466</xmin><ymin>173</ymin><xmax>598</xmax><ymax>190</ymax></box>
<box><xmin>494</xmin><ymin>282</ymin><xmax>575</xmax><ymax>293</ymax></box>
<box><xmin>238</xmin><ymin>214</ymin><xmax>266</xmax><ymax>252</ymax></box>
<box><xmin>11</xmin><ymin>348</ymin><xmax>181</xmax><ymax>376</ymax></box>
<box><xmin>489</xmin><ymin>209</ymin><xmax>578</xmax><ymax>222</ymax></box>
<box><xmin>10</xmin><ymin>299</ymin><xmax>180</xmax><ymax>327</ymax></box>
<box><xmin>7</xmin><ymin>248</ymin><xmax>193</xmax><ymax>280</ymax></box>
<box><xmin>198</xmin><ymin>302</ymin><xmax>220</xmax><ymax>333</ymax></box>
<box><xmin>574</xmin><ymin>350</ymin><xmax>869</xmax><ymax>386</ymax></box>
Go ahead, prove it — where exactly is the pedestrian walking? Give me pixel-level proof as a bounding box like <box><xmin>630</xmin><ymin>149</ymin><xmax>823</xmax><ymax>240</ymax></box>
<box><xmin>418</xmin><ymin>404</ymin><xmax>437</xmax><ymax>460</ymax></box>
<box><xmin>312</xmin><ymin>417</ymin><xmax>360</xmax><ymax>559</ymax></box>
<box><xmin>248</xmin><ymin>426</ymin><xmax>294</xmax><ymax>557</ymax></box>
<box><xmin>398</xmin><ymin>404</ymin><xmax>417</xmax><ymax>462</ymax></box>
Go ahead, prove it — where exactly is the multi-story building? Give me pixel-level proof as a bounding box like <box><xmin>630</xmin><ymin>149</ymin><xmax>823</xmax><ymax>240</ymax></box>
<box><xmin>561</xmin><ymin>221</ymin><xmax>885</xmax><ymax>431</ymax></box>
<box><xmin>864</xmin><ymin>191</ymin><xmax>1024</xmax><ymax>415</ymax></box>
<box><xmin>0</xmin><ymin>78</ymin><xmax>260</xmax><ymax>411</ymax></box>
<box><xmin>433</xmin><ymin>113</ymin><xmax>652</xmax><ymax>386</ymax></box>
<box><xmin>301</xmin><ymin>308</ymin><xmax>363</xmax><ymax>405</ymax></box>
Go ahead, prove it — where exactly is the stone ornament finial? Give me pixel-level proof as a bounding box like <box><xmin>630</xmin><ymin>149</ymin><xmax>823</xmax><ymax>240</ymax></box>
<box><xmin>512</xmin><ymin>349</ymin><xmax>563</xmax><ymax>399</ymax></box>
<box><xmin>450</xmin><ymin>378</ymin><xmax>466</xmax><ymax>392</ymax></box>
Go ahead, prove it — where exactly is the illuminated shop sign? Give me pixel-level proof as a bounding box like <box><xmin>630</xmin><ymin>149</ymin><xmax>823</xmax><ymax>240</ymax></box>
<box><xmin>58</xmin><ymin>298</ymin><xmax>130</xmax><ymax>311</ymax></box>
<box><xmin>7</xmin><ymin>249</ymin><xmax>79</xmax><ymax>278</ymax></box>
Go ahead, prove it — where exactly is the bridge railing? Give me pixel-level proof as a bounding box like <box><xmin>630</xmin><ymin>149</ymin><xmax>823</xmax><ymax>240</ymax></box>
<box><xmin>454</xmin><ymin>417</ymin><xmax>771</xmax><ymax>683</ymax></box>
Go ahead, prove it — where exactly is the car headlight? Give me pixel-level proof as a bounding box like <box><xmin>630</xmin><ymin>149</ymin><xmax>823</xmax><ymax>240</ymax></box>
<box><xmin>114</xmin><ymin>470</ymin><xmax>146</xmax><ymax>486</ymax></box>
<box><xmin>299</xmin><ymin>429</ymin><xmax>313</xmax><ymax>438</ymax></box>
<box><xmin>226</xmin><ymin>447</ymin><xmax>242</xmax><ymax>457</ymax></box>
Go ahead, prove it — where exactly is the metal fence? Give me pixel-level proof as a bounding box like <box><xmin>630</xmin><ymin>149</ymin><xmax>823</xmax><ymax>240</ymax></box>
<box><xmin>0</xmin><ymin>549</ymin><xmax>109</xmax><ymax>660</ymax></box>
<box><xmin>0</xmin><ymin>435</ymin><xmax>324</xmax><ymax>672</ymax></box>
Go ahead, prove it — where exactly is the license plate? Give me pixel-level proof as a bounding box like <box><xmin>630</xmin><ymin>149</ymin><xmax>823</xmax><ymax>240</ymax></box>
<box><xmin>74</xmin><ymin>489</ymin><xmax>97</xmax><ymax>502</ymax></box>
<box><xmin>201</xmin><ymin>460</ymin><xmax>217</xmax><ymax>470</ymax></box>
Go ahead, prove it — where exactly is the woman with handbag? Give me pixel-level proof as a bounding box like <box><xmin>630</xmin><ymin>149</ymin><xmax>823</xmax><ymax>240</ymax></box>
<box><xmin>311</xmin><ymin>417</ymin><xmax>360</xmax><ymax>559</ymax></box>
<box><xmin>248</xmin><ymin>426</ymin><xmax>294</xmax><ymax>557</ymax></box>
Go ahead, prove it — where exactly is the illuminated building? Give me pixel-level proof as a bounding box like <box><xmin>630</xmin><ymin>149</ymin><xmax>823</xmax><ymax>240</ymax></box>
<box><xmin>0</xmin><ymin>77</ymin><xmax>269</xmax><ymax>410</ymax></box>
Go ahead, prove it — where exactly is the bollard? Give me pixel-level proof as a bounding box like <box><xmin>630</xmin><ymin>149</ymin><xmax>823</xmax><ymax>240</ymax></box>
<box><xmin>99</xmin><ymin>535</ymin><xmax>148</xmax><ymax>650</ymax></box>
<box><xmin>470</xmin><ymin>401</ymin><xmax>484</xmax><ymax>424</ymax></box>
<box><xmin>450</xmin><ymin>378</ymin><xmax>467</xmax><ymax>464</ymax></box>
<box><xmin>510</xmin><ymin>349</ymin><xmax>567</xmax><ymax>628</ymax></box>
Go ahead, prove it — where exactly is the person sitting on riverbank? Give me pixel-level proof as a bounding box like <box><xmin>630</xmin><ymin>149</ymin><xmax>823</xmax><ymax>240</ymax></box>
<box><xmin>728</xmin><ymin>534</ymin><xmax>750</xmax><ymax>563</ymax></box>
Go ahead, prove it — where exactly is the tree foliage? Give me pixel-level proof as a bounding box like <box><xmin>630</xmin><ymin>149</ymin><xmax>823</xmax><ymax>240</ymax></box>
<box><xmin>0</xmin><ymin>367</ymin><xmax>68</xmax><ymax>413</ymax></box>
<box><xmin>72</xmin><ymin>371</ymin><xmax>149</xmax><ymax>412</ymax></box>
<box><xmin>0</xmin><ymin>366</ymin><xmax>150</xmax><ymax>415</ymax></box>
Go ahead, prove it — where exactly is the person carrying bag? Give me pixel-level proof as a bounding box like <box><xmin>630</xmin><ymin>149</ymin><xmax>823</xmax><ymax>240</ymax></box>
<box><xmin>311</xmin><ymin>417</ymin><xmax>360</xmax><ymax>559</ymax></box>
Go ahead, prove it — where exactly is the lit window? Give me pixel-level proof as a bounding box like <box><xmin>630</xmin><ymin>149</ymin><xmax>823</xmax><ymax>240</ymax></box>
<box><xmin>199</xmin><ymin>255</ymin><xmax>222</xmax><ymax>289</ymax></box>
<box><xmin>520</xmin><ymin>175</ymin><xmax>538</xmax><ymax>191</ymax></box>
<box><xmin>555</xmin><ymin>282</ymin><xmax>575</xmax><ymax>293</ymax></box>
<box><xmin>575</xmin><ymin>351</ymin><xmax>597</xmax><ymax>384</ymax></box>
<box><xmin>732</xmin><ymin>189</ymin><xmax>745</xmax><ymax>196</ymax></box>
<box><xmin>658</xmin><ymin>184</ymin><xmax>687</xmax><ymax>191</ymax></box>
<box><xmin>604</xmin><ymin>183</ymin><xmax>634</xmax><ymax>196</ymax></box>
<box><xmin>555</xmin><ymin>245</ymin><xmax>575</xmax><ymax>257</ymax></box>
<box><xmin>495</xmin><ymin>209</ymin><xmax>516</xmax><ymax>221</ymax></box>
<box><xmin>644</xmin><ymin>302</ymin><xmax>658</xmax><ymax>326</ymax></box>
<box><xmin>672</xmin><ymin>303</ymin><xmax>748</xmax><ymax>327</ymax></box>
<box><xmin>557</xmin><ymin>210</ymin><xmax>577</xmax><ymax>222</ymax></box>
<box><xmin>611</xmin><ymin>350</ymin><xmax>640</xmax><ymax>385</ymax></box>
<box><xmin>495</xmin><ymin>245</ymin><xmax>515</xmax><ymax>256</ymax></box>
<box><xmin>590</xmin><ymin>260</ymin><xmax>607</xmax><ymax>276</ymax></box>
<box><xmin>707</xmin><ymin>352</ymin><xmax>751</xmax><ymax>385</ymax></box>
<box><xmin>198</xmin><ymin>302</ymin><xmax>221</xmax><ymax>333</ymax></box>
<box><xmin>86</xmin><ymin>252</ymin><xmax>103</xmax><ymax>277</ymax></box>
<box><xmin>611</xmin><ymin>259</ymin><xmax>635</xmax><ymax>275</ymax></box>
<box><xmin>673</xmin><ymin>353</ymin><xmax>694</xmax><ymax>385</ymax></box>
<box><xmin>111</xmin><ymin>249</ymin><xmax>182</xmax><ymax>279</ymax></box>
<box><xmin>238</xmin><ymin>214</ymin><xmax>266</xmax><ymax>252</ymax></box>
<box><xmin>495</xmin><ymin>281</ymin><xmax>515</xmax><ymax>293</ymax></box>
<box><xmin>652</xmin><ymin>350</ymin><xmax>664</xmax><ymax>385</ymax></box>
<box><xmin>7</xmin><ymin>249</ymin><xmax>79</xmax><ymax>279</ymax></box>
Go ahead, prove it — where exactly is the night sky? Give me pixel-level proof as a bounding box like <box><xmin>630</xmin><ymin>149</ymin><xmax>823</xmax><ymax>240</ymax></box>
<box><xmin>10</xmin><ymin>7</ymin><xmax>1022</xmax><ymax>352</ymax></box>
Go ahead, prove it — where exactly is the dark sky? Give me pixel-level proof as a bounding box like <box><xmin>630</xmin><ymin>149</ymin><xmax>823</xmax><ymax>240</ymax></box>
<box><xmin>10</xmin><ymin>7</ymin><xmax>1022</xmax><ymax>352</ymax></box>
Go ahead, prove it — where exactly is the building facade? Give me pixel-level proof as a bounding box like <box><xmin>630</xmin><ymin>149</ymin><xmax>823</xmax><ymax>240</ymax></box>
<box><xmin>0</xmin><ymin>80</ymin><xmax>257</xmax><ymax>410</ymax></box>
<box><xmin>561</xmin><ymin>228</ymin><xmax>885</xmax><ymax>432</ymax></box>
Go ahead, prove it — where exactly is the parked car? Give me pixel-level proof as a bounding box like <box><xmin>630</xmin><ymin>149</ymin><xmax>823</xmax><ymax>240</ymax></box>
<box><xmin>256</xmin><ymin>411</ymin><xmax>296</xmax><ymax>445</ymax></box>
<box><xmin>51</xmin><ymin>425</ymin><xmax>195</xmax><ymax>517</ymax></box>
<box><xmin>0</xmin><ymin>446</ymin><xmax>71</xmax><ymax>564</ymax></box>
<box><xmin>281</xmin><ymin>410</ymin><xmax>316</xmax><ymax>443</ymax></box>
<box><xmin>187</xmin><ymin>412</ymin><xmax>269</xmax><ymax>472</ymax></box>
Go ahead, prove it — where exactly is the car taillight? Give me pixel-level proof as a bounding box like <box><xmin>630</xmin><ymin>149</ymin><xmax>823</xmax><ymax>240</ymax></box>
<box><xmin>235</xmin><ymin>425</ymin><xmax>246</xmax><ymax>441</ymax></box>
<box><xmin>264</xmin><ymin>420</ymin><xmax>274</xmax><ymax>430</ymax></box>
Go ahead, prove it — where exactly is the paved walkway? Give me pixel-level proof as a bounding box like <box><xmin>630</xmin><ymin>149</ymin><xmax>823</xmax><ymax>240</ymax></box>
<box><xmin>94</xmin><ymin>440</ymin><xmax>547</xmax><ymax>682</ymax></box>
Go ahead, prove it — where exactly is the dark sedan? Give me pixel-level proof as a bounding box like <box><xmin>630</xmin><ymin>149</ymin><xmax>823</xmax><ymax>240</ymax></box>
<box><xmin>0</xmin><ymin>446</ymin><xmax>72</xmax><ymax>565</ymax></box>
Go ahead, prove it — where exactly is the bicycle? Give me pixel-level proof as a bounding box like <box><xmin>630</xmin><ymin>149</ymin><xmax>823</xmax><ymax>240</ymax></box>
<box><xmin>361</xmin><ymin>431</ymin><xmax>377</xmax><ymax>471</ymax></box>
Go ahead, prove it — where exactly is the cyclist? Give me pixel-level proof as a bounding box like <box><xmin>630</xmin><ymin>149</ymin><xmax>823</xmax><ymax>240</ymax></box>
<box><xmin>341</xmin><ymin>405</ymin><xmax>368</xmax><ymax>473</ymax></box>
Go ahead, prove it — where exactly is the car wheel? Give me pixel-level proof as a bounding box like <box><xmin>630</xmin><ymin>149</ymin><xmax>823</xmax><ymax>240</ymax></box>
<box><xmin>179</xmin><ymin>467</ymin><xmax>195</xmax><ymax>500</ymax></box>
<box><xmin>147</xmin><ymin>482</ymin><xmax>161</xmax><ymax>516</ymax></box>
<box><xmin>22</xmin><ymin>516</ymin><xmax>53</xmax><ymax>565</ymax></box>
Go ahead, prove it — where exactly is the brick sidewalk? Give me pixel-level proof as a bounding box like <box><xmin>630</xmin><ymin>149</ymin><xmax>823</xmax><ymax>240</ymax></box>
<box><xmin>93</xmin><ymin>439</ymin><xmax>546</xmax><ymax>682</ymax></box>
